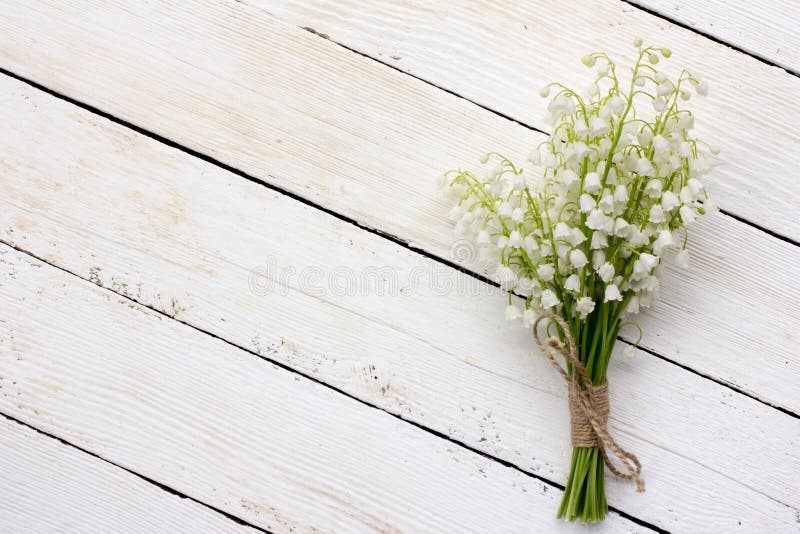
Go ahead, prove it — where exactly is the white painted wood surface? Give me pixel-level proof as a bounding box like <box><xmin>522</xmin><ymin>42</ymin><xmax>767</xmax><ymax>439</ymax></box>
<box><xmin>0</xmin><ymin>0</ymin><xmax>797</xmax><ymax>413</ymax></box>
<box><xmin>1</xmin><ymin>0</ymin><xmax>799</xmax><ymax>240</ymax></box>
<box><xmin>631</xmin><ymin>0</ymin><xmax>800</xmax><ymax>71</ymax></box>
<box><xmin>1</xmin><ymin>1</ymin><xmax>798</xmax><ymax>532</ymax></box>
<box><xmin>1</xmin><ymin>75</ymin><xmax>799</xmax><ymax>532</ymax></box>
<box><xmin>0</xmin><ymin>247</ymin><xmax>647</xmax><ymax>533</ymax></box>
<box><xmin>262</xmin><ymin>0</ymin><xmax>800</xmax><ymax>239</ymax></box>
<box><xmin>0</xmin><ymin>417</ymin><xmax>257</xmax><ymax>533</ymax></box>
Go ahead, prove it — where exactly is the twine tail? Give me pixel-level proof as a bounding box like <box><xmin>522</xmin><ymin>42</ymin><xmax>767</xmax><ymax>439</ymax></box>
<box><xmin>533</xmin><ymin>313</ymin><xmax>645</xmax><ymax>493</ymax></box>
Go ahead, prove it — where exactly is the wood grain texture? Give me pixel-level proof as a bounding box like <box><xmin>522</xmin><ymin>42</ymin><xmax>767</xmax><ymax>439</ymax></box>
<box><xmin>0</xmin><ymin>247</ymin><xmax>648</xmax><ymax>534</ymax></box>
<box><xmin>0</xmin><ymin>2</ymin><xmax>797</xmax><ymax>413</ymax></box>
<box><xmin>0</xmin><ymin>417</ymin><xmax>258</xmax><ymax>533</ymax></box>
<box><xmin>1</xmin><ymin>76</ymin><xmax>799</xmax><ymax>532</ymax></box>
<box><xmin>263</xmin><ymin>0</ymin><xmax>800</xmax><ymax>239</ymax></box>
<box><xmin>629</xmin><ymin>0</ymin><xmax>800</xmax><ymax>72</ymax></box>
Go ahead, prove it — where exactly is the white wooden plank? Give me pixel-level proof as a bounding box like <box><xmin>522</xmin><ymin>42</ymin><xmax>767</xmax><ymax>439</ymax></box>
<box><xmin>0</xmin><ymin>0</ymin><xmax>797</xmax><ymax>234</ymax></box>
<box><xmin>0</xmin><ymin>417</ymin><xmax>259</xmax><ymax>533</ymax></box>
<box><xmin>262</xmin><ymin>0</ymin><xmax>800</xmax><ymax>240</ymax></box>
<box><xmin>0</xmin><ymin>248</ymin><xmax>647</xmax><ymax>534</ymax></box>
<box><xmin>0</xmin><ymin>1</ymin><xmax>796</xmax><ymax>414</ymax></box>
<box><xmin>630</xmin><ymin>0</ymin><xmax>799</xmax><ymax>72</ymax></box>
<box><xmin>1</xmin><ymin>77</ymin><xmax>799</xmax><ymax>531</ymax></box>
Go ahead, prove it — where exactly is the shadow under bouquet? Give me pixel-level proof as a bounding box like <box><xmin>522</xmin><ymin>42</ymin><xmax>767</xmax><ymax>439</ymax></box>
<box><xmin>443</xmin><ymin>39</ymin><xmax>718</xmax><ymax>522</ymax></box>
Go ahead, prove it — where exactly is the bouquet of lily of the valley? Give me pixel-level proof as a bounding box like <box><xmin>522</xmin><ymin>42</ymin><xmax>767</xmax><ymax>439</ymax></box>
<box><xmin>443</xmin><ymin>39</ymin><xmax>718</xmax><ymax>522</ymax></box>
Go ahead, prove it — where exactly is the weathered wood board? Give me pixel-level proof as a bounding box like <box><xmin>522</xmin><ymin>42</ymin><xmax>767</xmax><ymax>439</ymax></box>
<box><xmin>631</xmin><ymin>0</ymin><xmax>799</xmax><ymax>71</ymax></box>
<box><xmin>0</xmin><ymin>247</ymin><xmax>648</xmax><ymax>533</ymax></box>
<box><xmin>0</xmin><ymin>417</ymin><xmax>258</xmax><ymax>533</ymax></box>
<box><xmin>1</xmin><ymin>74</ymin><xmax>798</xmax><ymax>532</ymax></box>
<box><xmin>0</xmin><ymin>0</ymin><xmax>797</xmax><ymax>412</ymax></box>
<box><xmin>1</xmin><ymin>1</ymin><xmax>798</xmax><ymax>532</ymax></box>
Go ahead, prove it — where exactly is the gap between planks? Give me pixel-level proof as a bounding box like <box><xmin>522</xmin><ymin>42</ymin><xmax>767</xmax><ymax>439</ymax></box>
<box><xmin>0</xmin><ymin>244</ymin><xmax>660</xmax><ymax>533</ymax></box>
<box><xmin>620</xmin><ymin>0</ymin><xmax>799</xmax><ymax>77</ymax></box>
<box><xmin>0</xmin><ymin>412</ymin><xmax>271</xmax><ymax>533</ymax></box>
<box><xmin>294</xmin><ymin>25</ymin><xmax>800</xmax><ymax>250</ymax></box>
<box><xmin>1</xmin><ymin>1</ymin><xmax>797</xmax><ymax>413</ymax></box>
<box><xmin>1</xmin><ymin>64</ymin><xmax>796</xmax><ymax>423</ymax></box>
<box><xmin>4</xmin><ymin>66</ymin><xmax>798</xmax><ymax>529</ymax></box>
<box><xmin>255</xmin><ymin>0</ymin><xmax>799</xmax><ymax>242</ymax></box>
<box><xmin>0</xmin><ymin>239</ymin><xmax>667</xmax><ymax>534</ymax></box>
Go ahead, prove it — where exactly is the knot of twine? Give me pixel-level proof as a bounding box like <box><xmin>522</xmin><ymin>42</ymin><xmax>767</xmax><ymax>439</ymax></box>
<box><xmin>533</xmin><ymin>313</ymin><xmax>645</xmax><ymax>493</ymax></box>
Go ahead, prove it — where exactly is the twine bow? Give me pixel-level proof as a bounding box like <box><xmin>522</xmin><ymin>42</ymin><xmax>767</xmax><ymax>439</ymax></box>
<box><xmin>533</xmin><ymin>313</ymin><xmax>645</xmax><ymax>492</ymax></box>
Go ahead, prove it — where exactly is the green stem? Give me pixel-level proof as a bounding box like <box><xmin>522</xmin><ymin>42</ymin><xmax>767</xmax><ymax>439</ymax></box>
<box><xmin>557</xmin><ymin>301</ymin><xmax>617</xmax><ymax>522</ymax></box>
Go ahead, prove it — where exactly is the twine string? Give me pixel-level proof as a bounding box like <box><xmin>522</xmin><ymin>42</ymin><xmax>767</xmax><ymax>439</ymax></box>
<box><xmin>533</xmin><ymin>313</ymin><xmax>645</xmax><ymax>492</ymax></box>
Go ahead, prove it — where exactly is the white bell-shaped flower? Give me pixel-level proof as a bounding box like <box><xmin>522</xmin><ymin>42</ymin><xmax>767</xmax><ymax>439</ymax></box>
<box><xmin>591</xmin><ymin>232</ymin><xmax>608</xmax><ymax>250</ymax></box>
<box><xmin>604</xmin><ymin>283</ymin><xmax>623</xmax><ymax>302</ymax></box>
<box><xmin>495</xmin><ymin>265</ymin><xmax>516</xmax><ymax>288</ymax></box>
<box><xmin>592</xmin><ymin>250</ymin><xmax>606</xmax><ymax>270</ymax></box>
<box><xmin>608</xmin><ymin>95</ymin><xmax>625</xmax><ymax>114</ymax></box>
<box><xmin>505</xmin><ymin>303</ymin><xmax>522</xmax><ymax>321</ymax></box>
<box><xmin>580</xmin><ymin>193</ymin><xmax>596</xmax><ymax>213</ymax></box>
<box><xmin>586</xmin><ymin>210</ymin><xmax>613</xmax><ymax>232</ymax></box>
<box><xmin>576</xmin><ymin>297</ymin><xmax>596</xmax><ymax>319</ymax></box>
<box><xmin>652</xmin><ymin>134</ymin><xmax>670</xmax><ymax>154</ymax></box>
<box><xmin>554</xmin><ymin>222</ymin><xmax>571</xmax><ymax>240</ymax></box>
<box><xmin>569</xmin><ymin>228</ymin><xmax>587</xmax><ymax>246</ymax></box>
<box><xmin>598</xmin><ymin>189</ymin><xmax>615</xmax><ymax>213</ymax></box>
<box><xmin>679</xmin><ymin>205</ymin><xmax>696</xmax><ymax>224</ymax></box>
<box><xmin>523</xmin><ymin>234</ymin><xmax>538</xmax><ymax>251</ymax></box>
<box><xmin>540</xmin><ymin>289</ymin><xmax>560</xmax><ymax>309</ymax></box>
<box><xmin>559</xmin><ymin>168</ymin><xmax>579</xmax><ymax>187</ymax></box>
<box><xmin>565</xmin><ymin>274</ymin><xmax>581</xmax><ymax>292</ymax></box>
<box><xmin>645</xmin><ymin>179</ymin><xmax>663</xmax><ymax>199</ymax></box>
<box><xmin>661</xmin><ymin>191</ymin><xmax>680</xmax><ymax>211</ymax></box>
<box><xmin>649</xmin><ymin>204</ymin><xmax>666</xmax><ymax>223</ymax></box>
<box><xmin>537</xmin><ymin>263</ymin><xmax>555</xmax><ymax>282</ymax></box>
<box><xmin>653</xmin><ymin>229</ymin><xmax>675</xmax><ymax>254</ymax></box>
<box><xmin>675</xmin><ymin>249</ymin><xmax>690</xmax><ymax>268</ymax></box>
<box><xmin>569</xmin><ymin>249</ymin><xmax>588</xmax><ymax>268</ymax></box>
<box><xmin>590</xmin><ymin>116</ymin><xmax>610</xmax><ymax>136</ymax></box>
<box><xmin>597</xmin><ymin>262</ymin><xmax>615</xmax><ymax>282</ymax></box>
<box><xmin>522</xmin><ymin>307</ymin><xmax>536</xmax><ymax>327</ymax></box>
<box><xmin>614</xmin><ymin>184</ymin><xmax>629</xmax><ymax>203</ymax></box>
<box><xmin>627</xmin><ymin>295</ymin><xmax>640</xmax><ymax>314</ymax></box>
<box><xmin>612</xmin><ymin>217</ymin><xmax>631</xmax><ymax>238</ymax></box>
<box><xmin>636</xmin><ymin>157</ymin><xmax>655</xmax><ymax>176</ymax></box>
<box><xmin>584</xmin><ymin>172</ymin><xmax>602</xmax><ymax>193</ymax></box>
<box><xmin>508</xmin><ymin>230</ymin><xmax>523</xmax><ymax>248</ymax></box>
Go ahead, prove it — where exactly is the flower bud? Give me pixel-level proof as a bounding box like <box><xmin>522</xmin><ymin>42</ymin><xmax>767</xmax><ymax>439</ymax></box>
<box><xmin>675</xmin><ymin>249</ymin><xmax>690</xmax><ymax>268</ymax></box>
<box><xmin>539</xmin><ymin>85</ymin><xmax>550</xmax><ymax>98</ymax></box>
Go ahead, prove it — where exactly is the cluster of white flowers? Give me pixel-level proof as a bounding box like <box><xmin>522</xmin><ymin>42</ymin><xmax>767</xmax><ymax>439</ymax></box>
<box><xmin>444</xmin><ymin>40</ymin><xmax>718</xmax><ymax>331</ymax></box>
